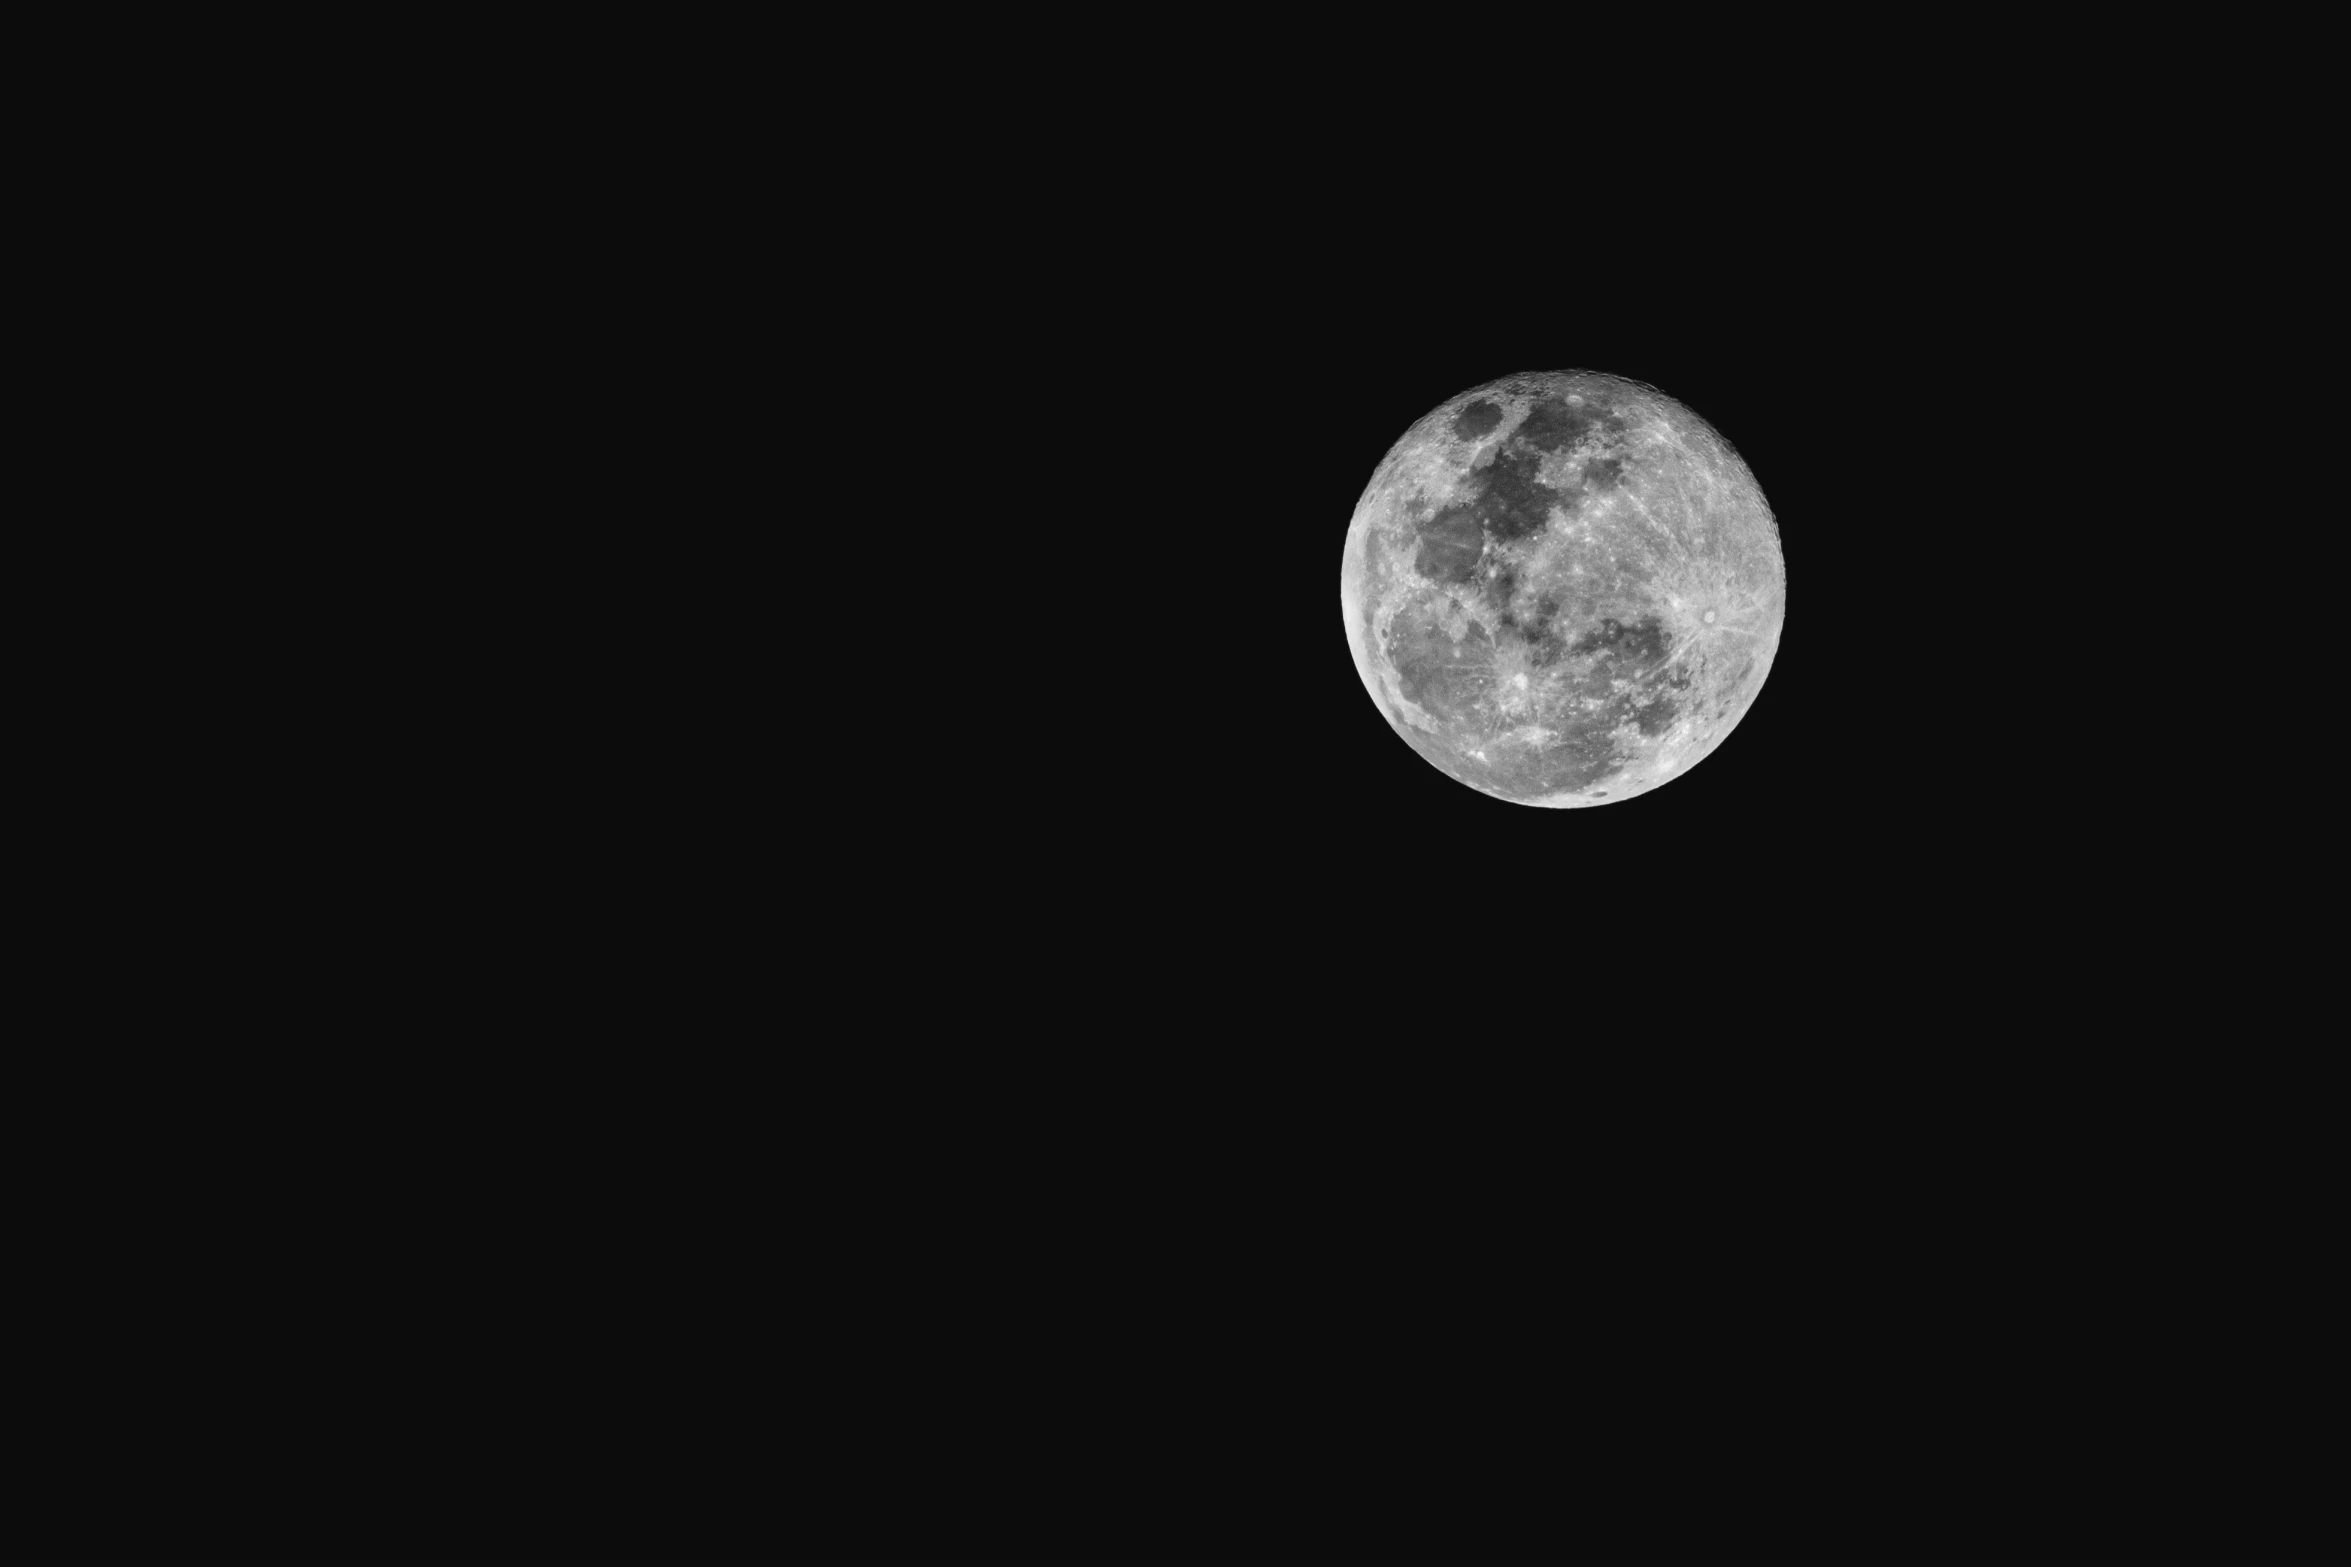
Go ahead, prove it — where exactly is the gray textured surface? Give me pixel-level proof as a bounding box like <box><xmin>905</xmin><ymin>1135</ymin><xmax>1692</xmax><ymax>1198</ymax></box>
<box><xmin>1340</xmin><ymin>371</ymin><xmax>1784</xmax><ymax>806</ymax></box>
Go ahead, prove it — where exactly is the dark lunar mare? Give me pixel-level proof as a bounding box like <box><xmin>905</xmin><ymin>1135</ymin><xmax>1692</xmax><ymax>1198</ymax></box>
<box><xmin>1496</xmin><ymin>586</ymin><xmax>1566</xmax><ymax>666</ymax></box>
<box><xmin>1477</xmin><ymin>449</ymin><xmax>1570</xmax><ymax>543</ymax></box>
<box><xmin>1569</xmin><ymin>615</ymin><xmax>1671</xmax><ymax>668</ymax></box>
<box><xmin>1414</xmin><ymin>394</ymin><xmax>1635</xmax><ymax>581</ymax></box>
<box><xmin>1452</xmin><ymin>400</ymin><xmax>1503</xmax><ymax>439</ymax></box>
<box><xmin>1384</xmin><ymin>616</ymin><xmax>1490</xmax><ymax>720</ymax></box>
<box><xmin>1410</xmin><ymin>448</ymin><xmax>1567</xmax><ymax>579</ymax></box>
<box><xmin>1513</xmin><ymin>400</ymin><xmax>1595</xmax><ymax>452</ymax></box>
<box><xmin>1576</xmin><ymin>614</ymin><xmax>1689</xmax><ymax>737</ymax></box>
<box><xmin>1411</xmin><ymin>506</ymin><xmax>1482</xmax><ymax>584</ymax></box>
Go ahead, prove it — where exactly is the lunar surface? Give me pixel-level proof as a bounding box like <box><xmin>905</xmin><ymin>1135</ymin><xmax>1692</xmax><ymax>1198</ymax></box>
<box><xmin>1340</xmin><ymin>372</ymin><xmax>1784</xmax><ymax>806</ymax></box>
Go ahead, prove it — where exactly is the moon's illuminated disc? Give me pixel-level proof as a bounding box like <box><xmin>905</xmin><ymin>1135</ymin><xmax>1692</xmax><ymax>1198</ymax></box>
<box><xmin>1340</xmin><ymin>371</ymin><xmax>1783</xmax><ymax>806</ymax></box>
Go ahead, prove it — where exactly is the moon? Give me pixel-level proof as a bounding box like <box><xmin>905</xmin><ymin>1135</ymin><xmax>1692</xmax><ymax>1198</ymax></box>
<box><xmin>1339</xmin><ymin>371</ymin><xmax>1784</xmax><ymax>807</ymax></box>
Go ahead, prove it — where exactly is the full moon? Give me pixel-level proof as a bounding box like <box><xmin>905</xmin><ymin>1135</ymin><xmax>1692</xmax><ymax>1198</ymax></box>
<box><xmin>1339</xmin><ymin>371</ymin><xmax>1784</xmax><ymax>807</ymax></box>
